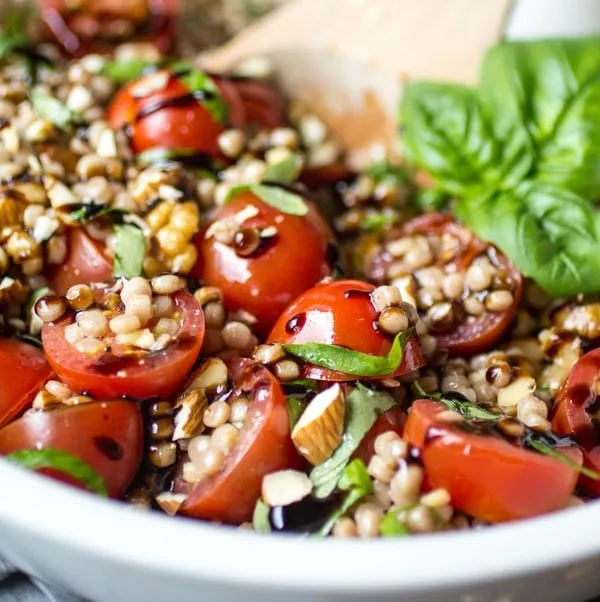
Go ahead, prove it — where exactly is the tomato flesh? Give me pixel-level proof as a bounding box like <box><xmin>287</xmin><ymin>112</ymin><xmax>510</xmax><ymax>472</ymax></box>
<box><xmin>41</xmin><ymin>290</ymin><xmax>204</xmax><ymax>400</ymax></box>
<box><xmin>0</xmin><ymin>339</ymin><xmax>52</xmax><ymax>429</ymax></box>
<box><xmin>0</xmin><ymin>401</ymin><xmax>142</xmax><ymax>497</ymax></box>
<box><xmin>404</xmin><ymin>399</ymin><xmax>581</xmax><ymax>523</ymax></box>
<box><xmin>175</xmin><ymin>359</ymin><xmax>303</xmax><ymax>523</ymax></box>
<box><xmin>267</xmin><ymin>279</ymin><xmax>425</xmax><ymax>381</ymax></box>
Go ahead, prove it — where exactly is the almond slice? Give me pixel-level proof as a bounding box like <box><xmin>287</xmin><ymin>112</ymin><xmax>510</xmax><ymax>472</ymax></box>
<box><xmin>156</xmin><ymin>492</ymin><xmax>187</xmax><ymax>516</ymax></box>
<box><xmin>173</xmin><ymin>388</ymin><xmax>208</xmax><ymax>441</ymax></box>
<box><xmin>262</xmin><ymin>470</ymin><xmax>313</xmax><ymax>507</ymax></box>
<box><xmin>292</xmin><ymin>383</ymin><xmax>345</xmax><ymax>465</ymax></box>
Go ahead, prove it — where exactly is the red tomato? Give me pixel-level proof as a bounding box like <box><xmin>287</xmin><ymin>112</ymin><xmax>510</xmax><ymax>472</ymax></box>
<box><xmin>213</xmin><ymin>78</ymin><xmax>246</xmax><ymax>129</ymax></box>
<box><xmin>200</xmin><ymin>191</ymin><xmax>334</xmax><ymax>335</ymax></box>
<box><xmin>107</xmin><ymin>69</ymin><xmax>224</xmax><ymax>156</ymax></box>
<box><xmin>41</xmin><ymin>291</ymin><xmax>204</xmax><ymax>400</ymax></box>
<box><xmin>47</xmin><ymin>228</ymin><xmax>112</xmax><ymax>295</ymax></box>
<box><xmin>0</xmin><ymin>401</ymin><xmax>142</xmax><ymax>497</ymax></box>
<box><xmin>353</xmin><ymin>407</ymin><xmax>406</xmax><ymax>465</ymax></box>
<box><xmin>404</xmin><ymin>399</ymin><xmax>581</xmax><ymax>523</ymax></box>
<box><xmin>174</xmin><ymin>359</ymin><xmax>302</xmax><ymax>523</ymax></box>
<box><xmin>267</xmin><ymin>279</ymin><xmax>425</xmax><ymax>381</ymax></box>
<box><xmin>0</xmin><ymin>339</ymin><xmax>52</xmax><ymax>429</ymax></box>
<box><xmin>368</xmin><ymin>213</ymin><xmax>523</xmax><ymax>357</ymax></box>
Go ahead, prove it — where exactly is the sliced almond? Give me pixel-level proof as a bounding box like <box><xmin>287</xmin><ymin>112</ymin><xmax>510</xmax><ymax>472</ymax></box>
<box><xmin>155</xmin><ymin>492</ymin><xmax>187</xmax><ymax>516</ymax></box>
<box><xmin>292</xmin><ymin>383</ymin><xmax>345</xmax><ymax>465</ymax></box>
<box><xmin>262</xmin><ymin>470</ymin><xmax>313</xmax><ymax>507</ymax></box>
<box><xmin>173</xmin><ymin>388</ymin><xmax>208</xmax><ymax>441</ymax></box>
<box><xmin>187</xmin><ymin>358</ymin><xmax>228</xmax><ymax>393</ymax></box>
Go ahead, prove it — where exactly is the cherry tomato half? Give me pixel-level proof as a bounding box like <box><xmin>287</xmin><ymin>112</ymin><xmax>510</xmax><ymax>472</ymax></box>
<box><xmin>404</xmin><ymin>399</ymin><xmax>581</xmax><ymax>523</ymax></box>
<box><xmin>174</xmin><ymin>359</ymin><xmax>302</xmax><ymax>523</ymax></box>
<box><xmin>267</xmin><ymin>279</ymin><xmax>425</xmax><ymax>381</ymax></box>
<box><xmin>353</xmin><ymin>407</ymin><xmax>406</xmax><ymax>465</ymax></box>
<box><xmin>108</xmin><ymin>69</ymin><xmax>224</xmax><ymax>156</ymax></box>
<box><xmin>46</xmin><ymin>227</ymin><xmax>113</xmax><ymax>296</ymax></box>
<box><xmin>0</xmin><ymin>401</ymin><xmax>142</xmax><ymax>497</ymax></box>
<box><xmin>366</xmin><ymin>213</ymin><xmax>523</xmax><ymax>357</ymax></box>
<box><xmin>41</xmin><ymin>291</ymin><xmax>204</xmax><ymax>400</ymax></box>
<box><xmin>200</xmin><ymin>191</ymin><xmax>334</xmax><ymax>335</ymax></box>
<box><xmin>0</xmin><ymin>339</ymin><xmax>52</xmax><ymax>429</ymax></box>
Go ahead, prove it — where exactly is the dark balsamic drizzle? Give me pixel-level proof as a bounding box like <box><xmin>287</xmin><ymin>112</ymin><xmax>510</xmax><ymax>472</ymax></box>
<box><xmin>268</xmin><ymin>495</ymin><xmax>342</xmax><ymax>533</ymax></box>
<box><xmin>285</xmin><ymin>313</ymin><xmax>306</xmax><ymax>335</ymax></box>
<box><xmin>93</xmin><ymin>436</ymin><xmax>124</xmax><ymax>461</ymax></box>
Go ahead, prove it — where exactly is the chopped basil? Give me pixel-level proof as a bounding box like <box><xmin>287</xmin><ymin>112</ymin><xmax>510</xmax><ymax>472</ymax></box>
<box><xmin>316</xmin><ymin>458</ymin><xmax>372</xmax><ymax>537</ymax></box>
<box><xmin>284</xmin><ymin>328</ymin><xmax>414</xmax><ymax>378</ymax></box>
<box><xmin>287</xmin><ymin>395</ymin><xmax>308</xmax><ymax>430</ymax></box>
<box><xmin>6</xmin><ymin>448</ymin><xmax>108</xmax><ymax>496</ymax></box>
<box><xmin>137</xmin><ymin>147</ymin><xmax>197</xmax><ymax>166</ymax></box>
<box><xmin>310</xmin><ymin>384</ymin><xmax>397</xmax><ymax>498</ymax></box>
<box><xmin>16</xmin><ymin>333</ymin><xmax>43</xmax><ymax>349</ymax></box>
<box><xmin>227</xmin><ymin>183</ymin><xmax>309</xmax><ymax>216</ymax></box>
<box><xmin>286</xmin><ymin>379</ymin><xmax>319</xmax><ymax>390</ymax></box>
<box><xmin>252</xmin><ymin>498</ymin><xmax>272</xmax><ymax>534</ymax></box>
<box><xmin>30</xmin><ymin>88</ymin><xmax>80</xmax><ymax>132</ymax></box>
<box><xmin>263</xmin><ymin>154</ymin><xmax>299</xmax><ymax>184</ymax></box>
<box><xmin>68</xmin><ymin>203</ymin><xmax>125</xmax><ymax>224</ymax></box>
<box><xmin>113</xmin><ymin>223</ymin><xmax>146</xmax><ymax>279</ymax></box>
<box><xmin>527</xmin><ymin>438</ymin><xmax>600</xmax><ymax>481</ymax></box>
<box><xmin>380</xmin><ymin>511</ymin><xmax>410</xmax><ymax>537</ymax></box>
<box><xmin>359</xmin><ymin>212</ymin><xmax>398</xmax><ymax>232</ymax></box>
<box><xmin>102</xmin><ymin>59</ymin><xmax>157</xmax><ymax>83</ymax></box>
<box><xmin>180</xmin><ymin>69</ymin><xmax>229</xmax><ymax>125</ymax></box>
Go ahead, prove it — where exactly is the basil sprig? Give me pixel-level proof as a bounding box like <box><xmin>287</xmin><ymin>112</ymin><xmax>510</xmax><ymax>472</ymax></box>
<box><xmin>263</xmin><ymin>154</ymin><xmax>299</xmax><ymax>184</ymax></box>
<box><xmin>400</xmin><ymin>37</ymin><xmax>600</xmax><ymax>297</ymax></box>
<box><xmin>228</xmin><ymin>183</ymin><xmax>309</xmax><ymax>216</ymax></box>
<box><xmin>310</xmin><ymin>384</ymin><xmax>397</xmax><ymax>498</ymax></box>
<box><xmin>252</xmin><ymin>498</ymin><xmax>272</xmax><ymax>534</ymax></box>
<box><xmin>284</xmin><ymin>328</ymin><xmax>414</xmax><ymax>378</ymax></box>
<box><xmin>526</xmin><ymin>438</ymin><xmax>600</xmax><ymax>481</ymax></box>
<box><xmin>6</xmin><ymin>448</ymin><xmax>108</xmax><ymax>496</ymax></box>
<box><xmin>113</xmin><ymin>224</ymin><xmax>146</xmax><ymax>279</ymax></box>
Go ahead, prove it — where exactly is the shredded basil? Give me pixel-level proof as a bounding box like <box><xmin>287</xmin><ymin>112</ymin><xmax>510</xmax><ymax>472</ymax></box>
<box><xmin>310</xmin><ymin>384</ymin><xmax>397</xmax><ymax>498</ymax></box>
<box><xmin>284</xmin><ymin>328</ymin><xmax>414</xmax><ymax>378</ymax></box>
<box><xmin>113</xmin><ymin>224</ymin><xmax>146</xmax><ymax>279</ymax></box>
<box><xmin>527</xmin><ymin>438</ymin><xmax>600</xmax><ymax>481</ymax></box>
<box><xmin>263</xmin><ymin>154</ymin><xmax>299</xmax><ymax>184</ymax></box>
<box><xmin>359</xmin><ymin>212</ymin><xmax>398</xmax><ymax>232</ymax></box>
<box><xmin>30</xmin><ymin>88</ymin><xmax>80</xmax><ymax>132</ymax></box>
<box><xmin>287</xmin><ymin>395</ymin><xmax>308</xmax><ymax>430</ymax></box>
<box><xmin>102</xmin><ymin>59</ymin><xmax>157</xmax><ymax>83</ymax></box>
<box><xmin>16</xmin><ymin>333</ymin><xmax>43</xmax><ymax>349</ymax></box>
<box><xmin>380</xmin><ymin>511</ymin><xmax>410</xmax><ymax>537</ymax></box>
<box><xmin>252</xmin><ymin>498</ymin><xmax>272</xmax><ymax>534</ymax></box>
<box><xmin>180</xmin><ymin>69</ymin><xmax>229</xmax><ymax>125</ymax></box>
<box><xmin>68</xmin><ymin>203</ymin><xmax>126</xmax><ymax>225</ymax></box>
<box><xmin>137</xmin><ymin>147</ymin><xmax>197</xmax><ymax>166</ymax></box>
<box><xmin>6</xmin><ymin>448</ymin><xmax>108</xmax><ymax>496</ymax></box>
<box><xmin>228</xmin><ymin>183</ymin><xmax>309</xmax><ymax>216</ymax></box>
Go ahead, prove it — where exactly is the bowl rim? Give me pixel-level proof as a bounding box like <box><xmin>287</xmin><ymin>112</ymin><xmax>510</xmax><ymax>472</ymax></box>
<box><xmin>0</xmin><ymin>459</ymin><xmax>599</xmax><ymax>592</ymax></box>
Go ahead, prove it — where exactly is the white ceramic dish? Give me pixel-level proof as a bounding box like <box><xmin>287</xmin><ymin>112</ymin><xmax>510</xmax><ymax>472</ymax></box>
<box><xmin>3</xmin><ymin>2</ymin><xmax>600</xmax><ymax>602</ymax></box>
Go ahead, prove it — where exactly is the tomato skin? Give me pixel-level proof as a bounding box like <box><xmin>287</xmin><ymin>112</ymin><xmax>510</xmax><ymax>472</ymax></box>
<box><xmin>404</xmin><ymin>399</ymin><xmax>581</xmax><ymax>523</ymax></box>
<box><xmin>46</xmin><ymin>228</ymin><xmax>113</xmax><ymax>295</ymax></box>
<box><xmin>267</xmin><ymin>279</ymin><xmax>425</xmax><ymax>381</ymax></box>
<box><xmin>175</xmin><ymin>359</ymin><xmax>303</xmax><ymax>523</ymax></box>
<box><xmin>200</xmin><ymin>192</ymin><xmax>334</xmax><ymax>335</ymax></box>
<box><xmin>0</xmin><ymin>401</ymin><xmax>142</xmax><ymax>497</ymax></box>
<box><xmin>108</xmin><ymin>70</ymin><xmax>224</xmax><ymax>156</ymax></box>
<box><xmin>230</xmin><ymin>79</ymin><xmax>286</xmax><ymax>129</ymax></box>
<box><xmin>42</xmin><ymin>291</ymin><xmax>204</xmax><ymax>400</ymax></box>
<box><xmin>0</xmin><ymin>339</ymin><xmax>52</xmax><ymax>429</ymax></box>
<box><xmin>353</xmin><ymin>408</ymin><xmax>406</xmax><ymax>465</ymax></box>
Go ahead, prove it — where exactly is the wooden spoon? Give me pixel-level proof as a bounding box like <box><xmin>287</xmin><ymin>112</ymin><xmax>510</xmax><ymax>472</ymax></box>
<box><xmin>201</xmin><ymin>0</ymin><xmax>515</xmax><ymax>162</ymax></box>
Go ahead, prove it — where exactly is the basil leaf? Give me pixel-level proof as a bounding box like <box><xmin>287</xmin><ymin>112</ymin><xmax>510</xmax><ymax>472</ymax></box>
<box><xmin>284</xmin><ymin>328</ymin><xmax>414</xmax><ymax>378</ymax></box>
<box><xmin>310</xmin><ymin>385</ymin><xmax>397</xmax><ymax>498</ymax></box>
<box><xmin>366</xmin><ymin>160</ymin><xmax>411</xmax><ymax>187</ymax></box>
<box><xmin>113</xmin><ymin>224</ymin><xmax>146</xmax><ymax>279</ymax></box>
<box><xmin>16</xmin><ymin>333</ymin><xmax>43</xmax><ymax>349</ymax></box>
<box><xmin>287</xmin><ymin>395</ymin><xmax>308</xmax><ymax>430</ymax></box>
<box><xmin>6</xmin><ymin>448</ymin><xmax>108</xmax><ymax>496</ymax></box>
<box><xmin>30</xmin><ymin>88</ymin><xmax>79</xmax><ymax>132</ymax></box>
<box><xmin>316</xmin><ymin>459</ymin><xmax>372</xmax><ymax>536</ymax></box>
<box><xmin>102</xmin><ymin>59</ymin><xmax>157</xmax><ymax>82</ymax></box>
<box><xmin>527</xmin><ymin>438</ymin><xmax>600</xmax><ymax>480</ymax></box>
<box><xmin>380</xmin><ymin>511</ymin><xmax>410</xmax><ymax>537</ymax></box>
<box><xmin>137</xmin><ymin>147</ymin><xmax>197</xmax><ymax>166</ymax></box>
<box><xmin>456</xmin><ymin>181</ymin><xmax>600</xmax><ymax>297</ymax></box>
<box><xmin>360</xmin><ymin>212</ymin><xmax>398</xmax><ymax>232</ymax></box>
<box><xmin>228</xmin><ymin>183</ymin><xmax>309</xmax><ymax>216</ymax></box>
<box><xmin>68</xmin><ymin>203</ymin><xmax>125</xmax><ymax>224</ymax></box>
<box><xmin>252</xmin><ymin>498</ymin><xmax>272</xmax><ymax>534</ymax></box>
<box><xmin>180</xmin><ymin>70</ymin><xmax>229</xmax><ymax>125</ymax></box>
<box><xmin>263</xmin><ymin>154</ymin><xmax>299</xmax><ymax>183</ymax></box>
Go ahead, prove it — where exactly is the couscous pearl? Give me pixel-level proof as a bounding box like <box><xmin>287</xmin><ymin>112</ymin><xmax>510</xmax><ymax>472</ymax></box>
<box><xmin>76</xmin><ymin>309</ymin><xmax>109</xmax><ymax>338</ymax></box>
<box><xmin>485</xmin><ymin>290</ymin><xmax>514</xmax><ymax>312</ymax></box>
<box><xmin>125</xmin><ymin>294</ymin><xmax>154</xmax><ymax>325</ymax></box>
<box><xmin>203</xmin><ymin>401</ymin><xmax>231</xmax><ymax>429</ymax></box>
<box><xmin>211</xmin><ymin>424</ymin><xmax>240</xmax><ymax>454</ymax></box>
<box><xmin>188</xmin><ymin>435</ymin><xmax>212</xmax><ymax>465</ymax></box>
<box><xmin>109</xmin><ymin>313</ymin><xmax>141</xmax><ymax>335</ymax></box>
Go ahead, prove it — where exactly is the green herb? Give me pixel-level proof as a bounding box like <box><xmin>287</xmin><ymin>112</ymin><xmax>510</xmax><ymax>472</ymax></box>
<box><xmin>252</xmin><ymin>498</ymin><xmax>272</xmax><ymax>534</ymax></box>
<box><xmin>113</xmin><ymin>224</ymin><xmax>146</xmax><ymax>279</ymax></box>
<box><xmin>287</xmin><ymin>395</ymin><xmax>308</xmax><ymax>430</ymax></box>
<box><xmin>284</xmin><ymin>328</ymin><xmax>414</xmax><ymax>378</ymax></box>
<box><xmin>180</xmin><ymin>69</ymin><xmax>229</xmax><ymax>125</ymax></box>
<box><xmin>227</xmin><ymin>183</ymin><xmax>309</xmax><ymax>216</ymax></box>
<box><xmin>263</xmin><ymin>154</ymin><xmax>299</xmax><ymax>184</ymax></box>
<box><xmin>286</xmin><ymin>379</ymin><xmax>318</xmax><ymax>390</ymax></box>
<box><xmin>317</xmin><ymin>459</ymin><xmax>372</xmax><ymax>537</ymax></box>
<box><xmin>380</xmin><ymin>511</ymin><xmax>410</xmax><ymax>537</ymax></box>
<box><xmin>399</xmin><ymin>37</ymin><xmax>600</xmax><ymax>297</ymax></box>
<box><xmin>137</xmin><ymin>147</ymin><xmax>197</xmax><ymax>166</ymax></box>
<box><xmin>310</xmin><ymin>385</ymin><xmax>397</xmax><ymax>498</ymax></box>
<box><xmin>68</xmin><ymin>203</ymin><xmax>125</xmax><ymax>225</ymax></box>
<box><xmin>30</xmin><ymin>88</ymin><xmax>80</xmax><ymax>132</ymax></box>
<box><xmin>359</xmin><ymin>212</ymin><xmax>398</xmax><ymax>232</ymax></box>
<box><xmin>413</xmin><ymin>188</ymin><xmax>449</xmax><ymax>211</ymax></box>
<box><xmin>527</xmin><ymin>438</ymin><xmax>600</xmax><ymax>480</ymax></box>
<box><xmin>366</xmin><ymin>159</ymin><xmax>411</xmax><ymax>187</ymax></box>
<box><xmin>102</xmin><ymin>59</ymin><xmax>157</xmax><ymax>83</ymax></box>
<box><xmin>16</xmin><ymin>333</ymin><xmax>42</xmax><ymax>349</ymax></box>
<box><xmin>6</xmin><ymin>448</ymin><xmax>108</xmax><ymax>496</ymax></box>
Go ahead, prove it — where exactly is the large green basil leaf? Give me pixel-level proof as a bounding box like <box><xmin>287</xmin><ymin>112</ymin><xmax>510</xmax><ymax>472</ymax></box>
<box><xmin>455</xmin><ymin>181</ymin><xmax>600</xmax><ymax>297</ymax></box>
<box><xmin>400</xmin><ymin>82</ymin><xmax>531</xmax><ymax>195</ymax></box>
<box><xmin>479</xmin><ymin>38</ymin><xmax>600</xmax><ymax>199</ymax></box>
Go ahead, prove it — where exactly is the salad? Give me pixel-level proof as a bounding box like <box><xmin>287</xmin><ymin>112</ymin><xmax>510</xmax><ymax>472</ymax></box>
<box><xmin>1</xmin><ymin>1</ymin><xmax>600</xmax><ymax>540</ymax></box>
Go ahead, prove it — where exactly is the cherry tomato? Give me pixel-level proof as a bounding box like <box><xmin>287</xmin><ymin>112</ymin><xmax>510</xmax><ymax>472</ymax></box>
<box><xmin>267</xmin><ymin>279</ymin><xmax>425</xmax><ymax>381</ymax></box>
<box><xmin>41</xmin><ymin>291</ymin><xmax>204</xmax><ymax>400</ymax></box>
<box><xmin>0</xmin><ymin>339</ymin><xmax>52</xmax><ymax>429</ymax></box>
<box><xmin>353</xmin><ymin>407</ymin><xmax>406</xmax><ymax>465</ymax></box>
<box><xmin>47</xmin><ymin>228</ymin><xmax>112</xmax><ymax>296</ymax></box>
<box><xmin>107</xmin><ymin>69</ymin><xmax>224</xmax><ymax>156</ymax></box>
<box><xmin>404</xmin><ymin>399</ymin><xmax>581</xmax><ymax>523</ymax></box>
<box><xmin>174</xmin><ymin>359</ymin><xmax>302</xmax><ymax>523</ymax></box>
<box><xmin>552</xmin><ymin>348</ymin><xmax>600</xmax><ymax>495</ymax></box>
<box><xmin>200</xmin><ymin>191</ymin><xmax>334</xmax><ymax>335</ymax></box>
<box><xmin>0</xmin><ymin>401</ymin><xmax>142</xmax><ymax>497</ymax></box>
<box><xmin>367</xmin><ymin>213</ymin><xmax>523</xmax><ymax>357</ymax></box>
